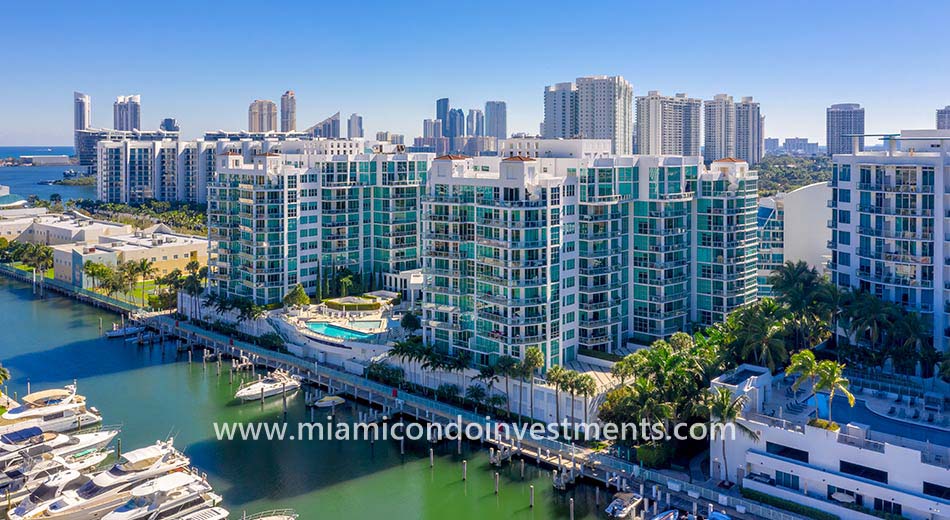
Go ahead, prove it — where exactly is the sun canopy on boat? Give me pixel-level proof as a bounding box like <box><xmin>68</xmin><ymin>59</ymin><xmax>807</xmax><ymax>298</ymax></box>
<box><xmin>120</xmin><ymin>444</ymin><xmax>166</xmax><ymax>465</ymax></box>
<box><xmin>131</xmin><ymin>472</ymin><xmax>199</xmax><ymax>497</ymax></box>
<box><xmin>0</xmin><ymin>427</ymin><xmax>43</xmax><ymax>444</ymax></box>
<box><xmin>22</xmin><ymin>388</ymin><xmax>73</xmax><ymax>406</ymax></box>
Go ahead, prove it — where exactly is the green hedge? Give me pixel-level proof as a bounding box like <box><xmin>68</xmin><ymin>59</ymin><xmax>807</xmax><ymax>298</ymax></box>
<box><xmin>578</xmin><ymin>348</ymin><xmax>623</xmax><ymax>362</ymax></box>
<box><xmin>324</xmin><ymin>299</ymin><xmax>380</xmax><ymax>312</ymax></box>
<box><xmin>636</xmin><ymin>442</ymin><xmax>672</xmax><ymax>468</ymax></box>
<box><xmin>741</xmin><ymin>487</ymin><xmax>839</xmax><ymax>520</ymax></box>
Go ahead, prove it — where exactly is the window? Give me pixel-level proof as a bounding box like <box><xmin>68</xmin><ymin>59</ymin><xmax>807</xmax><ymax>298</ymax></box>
<box><xmin>873</xmin><ymin>498</ymin><xmax>901</xmax><ymax>516</ymax></box>
<box><xmin>766</xmin><ymin>442</ymin><xmax>809</xmax><ymax>463</ymax></box>
<box><xmin>774</xmin><ymin>471</ymin><xmax>799</xmax><ymax>491</ymax></box>
<box><xmin>923</xmin><ymin>481</ymin><xmax>950</xmax><ymax>500</ymax></box>
<box><xmin>840</xmin><ymin>461</ymin><xmax>887</xmax><ymax>484</ymax></box>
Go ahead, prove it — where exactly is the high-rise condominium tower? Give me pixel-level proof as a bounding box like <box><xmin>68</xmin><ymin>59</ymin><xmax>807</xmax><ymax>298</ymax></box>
<box><xmin>281</xmin><ymin>91</ymin><xmax>296</xmax><ymax>132</ymax></box>
<box><xmin>542</xmin><ymin>82</ymin><xmax>578</xmax><ymax>139</ymax></box>
<box><xmin>937</xmin><ymin>106</ymin><xmax>950</xmax><ymax>130</ymax></box>
<box><xmin>248</xmin><ymin>100</ymin><xmax>278</xmax><ymax>133</ymax></box>
<box><xmin>576</xmin><ymin>75</ymin><xmax>633</xmax><ymax>155</ymax></box>
<box><xmin>484</xmin><ymin>101</ymin><xmax>507</xmax><ymax>140</ymax></box>
<box><xmin>703</xmin><ymin>94</ymin><xmax>736</xmax><ymax>163</ymax></box>
<box><xmin>466</xmin><ymin>109</ymin><xmax>484</xmax><ymax>137</ymax></box>
<box><xmin>74</xmin><ymin>92</ymin><xmax>91</xmax><ymax>151</ymax></box>
<box><xmin>113</xmin><ymin>95</ymin><xmax>141</xmax><ymax>131</ymax></box>
<box><xmin>160</xmin><ymin>118</ymin><xmax>180</xmax><ymax>132</ymax></box>
<box><xmin>735</xmin><ymin>96</ymin><xmax>764</xmax><ymax>165</ymax></box>
<box><xmin>436</xmin><ymin>98</ymin><xmax>450</xmax><ymax>136</ymax></box>
<box><xmin>634</xmin><ymin>91</ymin><xmax>701</xmax><ymax>156</ymax></box>
<box><xmin>826</xmin><ymin>103</ymin><xmax>864</xmax><ymax>155</ymax></box>
<box><xmin>347</xmin><ymin>113</ymin><xmax>364</xmax><ymax>138</ymax></box>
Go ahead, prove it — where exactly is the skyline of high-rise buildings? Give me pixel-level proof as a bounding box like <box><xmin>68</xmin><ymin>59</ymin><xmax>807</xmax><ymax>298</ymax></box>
<box><xmin>634</xmin><ymin>91</ymin><xmax>701</xmax><ymax>156</ymax></box>
<box><xmin>542</xmin><ymin>76</ymin><xmax>633</xmax><ymax>155</ymax></box>
<box><xmin>73</xmin><ymin>92</ymin><xmax>91</xmax><ymax>151</ymax></box>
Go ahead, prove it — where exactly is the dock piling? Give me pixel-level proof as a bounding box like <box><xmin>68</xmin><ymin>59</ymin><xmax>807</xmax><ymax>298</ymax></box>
<box><xmin>529</xmin><ymin>485</ymin><xmax>534</xmax><ymax>508</ymax></box>
<box><xmin>569</xmin><ymin>498</ymin><xmax>574</xmax><ymax>520</ymax></box>
<box><xmin>494</xmin><ymin>472</ymin><xmax>499</xmax><ymax>495</ymax></box>
<box><xmin>520</xmin><ymin>459</ymin><xmax>525</xmax><ymax>479</ymax></box>
<box><xmin>429</xmin><ymin>448</ymin><xmax>434</xmax><ymax>468</ymax></box>
<box><xmin>462</xmin><ymin>460</ymin><xmax>467</xmax><ymax>480</ymax></box>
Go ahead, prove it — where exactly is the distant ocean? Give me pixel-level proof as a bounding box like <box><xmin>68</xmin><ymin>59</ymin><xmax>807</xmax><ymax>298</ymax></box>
<box><xmin>0</xmin><ymin>146</ymin><xmax>74</xmax><ymax>158</ymax></box>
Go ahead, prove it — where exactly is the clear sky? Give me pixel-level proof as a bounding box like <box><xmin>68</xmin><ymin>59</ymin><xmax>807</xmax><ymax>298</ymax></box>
<box><xmin>1</xmin><ymin>0</ymin><xmax>947</xmax><ymax>146</ymax></box>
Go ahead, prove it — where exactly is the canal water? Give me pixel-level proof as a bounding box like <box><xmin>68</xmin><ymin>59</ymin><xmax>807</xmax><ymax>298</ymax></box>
<box><xmin>0</xmin><ymin>277</ymin><xmax>604</xmax><ymax>519</ymax></box>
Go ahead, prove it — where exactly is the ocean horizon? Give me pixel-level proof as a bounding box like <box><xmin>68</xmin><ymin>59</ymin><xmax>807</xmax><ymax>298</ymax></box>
<box><xmin>0</xmin><ymin>145</ymin><xmax>74</xmax><ymax>158</ymax></box>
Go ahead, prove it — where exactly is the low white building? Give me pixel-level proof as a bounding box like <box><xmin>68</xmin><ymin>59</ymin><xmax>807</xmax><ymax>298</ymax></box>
<box><xmin>711</xmin><ymin>365</ymin><xmax>949</xmax><ymax>520</ymax></box>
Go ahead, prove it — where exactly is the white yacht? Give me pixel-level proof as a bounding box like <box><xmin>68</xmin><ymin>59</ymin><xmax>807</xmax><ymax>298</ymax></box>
<box><xmin>240</xmin><ymin>510</ymin><xmax>298</xmax><ymax>520</ymax></box>
<box><xmin>177</xmin><ymin>508</ymin><xmax>228</xmax><ymax>520</ymax></box>
<box><xmin>10</xmin><ymin>439</ymin><xmax>190</xmax><ymax>520</ymax></box>
<box><xmin>604</xmin><ymin>492</ymin><xmax>643</xmax><ymax>518</ymax></box>
<box><xmin>101</xmin><ymin>471</ymin><xmax>221</xmax><ymax>520</ymax></box>
<box><xmin>0</xmin><ymin>449</ymin><xmax>112</xmax><ymax>506</ymax></box>
<box><xmin>9</xmin><ymin>471</ymin><xmax>92</xmax><ymax>518</ymax></box>
<box><xmin>0</xmin><ymin>428</ymin><xmax>119</xmax><ymax>470</ymax></box>
<box><xmin>234</xmin><ymin>371</ymin><xmax>301</xmax><ymax>402</ymax></box>
<box><xmin>0</xmin><ymin>386</ymin><xmax>101</xmax><ymax>435</ymax></box>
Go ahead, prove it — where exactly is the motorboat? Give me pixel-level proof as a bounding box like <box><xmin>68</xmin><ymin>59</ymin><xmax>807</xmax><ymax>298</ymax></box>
<box><xmin>240</xmin><ymin>510</ymin><xmax>298</xmax><ymax>520</ymax></box>
<box><xmin>310</xmin><ymin>396</ymin><xmax>344</xmax><ymax>408</ymax></box>
<box><xmin>0</xmin><ymin>428</ymin><xmax>119</xmax><ymax>471</ymax></box>
<box><xmin>10</xmin><ymin>438</ymin><xmax>190</xmax><ymax>520</ymax></box>
<box><xmin>176</xmin><ymin>507</ymin><xmax>229</xmax><ymax>520</ymax></box>
<box><xmin>101</xmin><ymin>471</ymin><xmax>221</xmax><ymax>520</ymax></box>
<box><xmin>104</xmin><ymin>326</ymin><xmax>144</xmax><ymax>339</ymax></box>
<box><xmin>605</xmin><ymin>492</ymin><xmax>643</xmax><ymax>518</ymax></box>
<box><xmin>234</xmin><ymin>371</ymin><xmax>301</xmax><ymax>402</ymax></box>
<box><xmin>0</xmin><ymin>448</ymin><xmax>112</xmax><ymax>505</ymax></box>
<box><xmin>650</xmin><ymin>510</ymin><xmax>680</xmax><ymax>520</ymax></box>
<box><xmin>707</xmin><ymin>512</ymin><xmax>731</xmax><ymax>520</ymax></box>
<box><xmin>8</xmin><ymin>470</ymin><xmax>91</xmax><ymax>518</ymax></box>
<box><xmin>0</xmin><ymin>386</ymin><xmax>102</xmax><ymax>435</ymax></box>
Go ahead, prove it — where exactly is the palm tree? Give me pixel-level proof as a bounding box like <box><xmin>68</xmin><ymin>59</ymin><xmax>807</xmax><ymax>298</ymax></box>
<box><xmin>562</xmin><ymin>370</ymin><xmax>580</xmax><ymax>426</ymax></box>
<box><xmin>339</xmin><ymin>275</ymin><xmax>353</xmax><ymax>297</ymax></box>
<box><xmin>495</xmin><ymin>355</ymin><xmax>518</xmax><ymax>418</ymax></box>
<box><xmin>733</xmin><ymin>299</ymin><xmax>788</xmax><ymax>373</ymax></box>
<box><xmin>0</xmin><ymin>364</ymin><xmax>10</xmax><ymax>397</ymax></box>
<box><xmin>546</xmin><ymin>365</ymin><xmax>566</xmax><ymax>423</ymax></box>
<box><xmin>182</xmin><ymin>273</ymin><xmax>203</xmax><ymax>322</ymax></box>
<box><xmin>448</xmin><ymin>350</ymin><xmax>472</xmax><ymax>390</ymax></box>
<box><xmin>892</xmin><ymin>312</ymin><xmax>931</xmax><ymax>375</ymax></box>
<box><xmin>707</xmin><ymin>387</ymin><xmax>758</xmax><ymax>484</ymax></box>
<box><xmin>134</xmin><ymin>259</ymin><xmax>157</xmax><ymax>307</ymax></box>
<box><xmin>769</xmin><ymin>261</ymin><xmax>822</xmax><ymax>350</ymax></box>
<box><xmin>815</xmin><ymin>360</ymin><xmax>854</xmax><ymax>426</ymax></box>
<box><xmin>474</xmin><ymin>364</ymin><xmax>499</xmax><ymax>402</ymax></box>
<box><xmin>575</xmin><ymin>373</ymin><xmax>597</xmax><ymax>423</ymax></box>
<box><xmin>523</xmin><ymin>346</ymin><xmax>544</xmax><ymax>421</ymax></box>
<box><xmin>847</xmin><ymin>292</ymin><xmax>898</xmax><ymax>351</ymax></box>
<box><xmin>22</xmin><ymin>244</ymin><xmax>53</xmax><ymax>296</ymax></box>
<box><xmin>611</xmin><ymin>355</ymin><xmax>635</xmax><ymax>386</ymax></box>
<box><xmin>785</xmin><ymin>349</ymin><xmax>818</xmax><ymax>393</ymax></box>
<box><xmin>465</xmin><ymin>384</ymin><xmax>487</xmax><ymax>414</ymax></box>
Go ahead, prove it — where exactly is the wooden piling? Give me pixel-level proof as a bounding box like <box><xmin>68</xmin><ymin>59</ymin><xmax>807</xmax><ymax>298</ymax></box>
<box><xmin>429</xmin><ymin>448</ymin><xmax>434</xmax><ymax>468</ymax></box>
<box><xmin>529</xmin><ymin>485</ymin><xmax>534</xmax><ymax>508</ymax></box>
<box><xmin>520</xmin><ymin>458</ymin><xmax>525</xmax><ymax>479</ymax></box>
<box><xmin>462</xmin><ymin>460</ymin><xmax>467</xmax><ymax>480</ymax></box>
<box><xmin>569</xmin><ymin>498</ymin><xmax>574</xmax><ymax>520</ymax></box>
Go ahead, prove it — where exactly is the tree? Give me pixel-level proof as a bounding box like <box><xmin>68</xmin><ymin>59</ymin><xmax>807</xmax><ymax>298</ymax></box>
<box><xmin>436</xmin><ymin>383</ymin><xmax>460</xmax><ymax>403</ymax></box>
<box><xmin>495</xmin><ymin>355</ymin><xmax>518</xmax><ymax>418</ymax></box>
<box><xmin>785</xmin><ymin>349</ymin><xmax>818</xmax><ymax>393</ymax></box>
<box><xmin>134</xmin><ymin>259</ymin><xmax>157</xmax><ymax>307</ymax></box>
<box><xmin>732</xmin><ymin>298</ymin><xmax>788</xmax><ymax>373</ymax></box>
<box><xmin>474</xmin><ymin>364</ymin><xmax>499</xmax><ymax>399</ymax></box>
<box><xmin>400</xmin><ymin>312</ymin><xmax>421</xmax><ymax>335</ymax></box>
<box><xmin>523</xmin><ymin>346</ymin><xmax>544</xmax><ymax>421</ymax></box>
<box><xmin>769</xmin><ymin>261</ymin><xmax>823</xmax><ymax>350</ymax></box>
<box><xmin>892</xmin><ymin>311</ymin><xmax>931</xmax><ymax>375</ymax></box>
<box><xmin>282</xmin><ymin>284</ymin><xmax>311</xmax><ymax>308</ymax></box>
<box><xmin>465</xmin><ymin>384</ymin><xmax>487</xmax><ymax>414</ymax></box>
<box><xmin>0</xmin><ymin>364</ymin><xmax>10</xmax><ymax>397</ymax></box>
<box><xmin>339</xmin><ymin>274</ymin><xmax>353</xmax><ymax>297</ymax></box>
<box><xmin>562</xmin><ymin>370</ymin><xmax>580</xmax><ymax>427</ymax></box>
<box><xmin>546</xmin><ymin>365</ymin><xmax>567</xmax><ymax>423</ymax></box>
<box><xmin>21</xmin><ymin>244</ymin><xmax>53</xmax><ymax>296</ymax></box>
<box><xmin>448</xmin><ymin>350</ymin><xmax>472</xmax><ymax>390</ymax></box>
<box><xmin>815</xmin><ymin>360</ymin><xmax>854</xmax><ymax>426</ymax></box>
<box><xmin>575</xmin><ymin>373</ymin><xmax>597</xmax><ymax>423</ymax></box>
<box><xmin>707</xmin><ymin>387</ymin><xmax>758</xmax><ymax>483</ymax></box>
<box><xmin>847</xmin><ymin>292</ymin><xmax>899</xmax><ymax>351</ymax></box>
<box><xmin>611</xmin><ymin>355</ymin><xmax>635</xmax><ymax>386</ymax></box>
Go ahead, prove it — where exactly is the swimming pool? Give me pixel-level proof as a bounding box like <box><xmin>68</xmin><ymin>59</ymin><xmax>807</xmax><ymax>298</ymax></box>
<box><xmin>809</xmin><ymin>393</ymin><xmax>950</xmax><ymax>447</ymax></box>
<box><xmin>348</xmin><ymin>320</ymin><xmax>384</xmax><ymax>331</ymax></box>
<box><xmin>306</xmin><ymin>322</ymin><xmax>372</xmax><ymax>341</ymax></box>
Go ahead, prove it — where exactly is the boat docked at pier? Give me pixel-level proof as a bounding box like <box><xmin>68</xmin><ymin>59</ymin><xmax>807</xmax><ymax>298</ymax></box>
<box><xmin>104</xmin><ymin>326</ymin><xmax>144</xmax><ymax>339</ymax></box>
<box><xmin>177</xmin><ymin>508</ymin><xmax>228</xmax><ymax>520</ymax></box>
<box><xmin>605</xmin><ymin>492</ymin><xmax>643</xmax><ymax>518</ymax></box>
<box><xmin>649</xmin><ymin>510</ymin><xmax>680</xmax><ymax>520</ymax></box>
<box><xmin>8</xmin><ymin>471</ymin><xmax>91</xmax><ymax>517</ymax></box>
<box><xmin>9</xmin><ymin>438</ymin><xmax>190</xmax><ymax>520</ymax></box>
<box><xmin>234</xmin><ymin>371</ymin><xmax>300</xmax><ymax>402</ymax></box>
<box><xmin>0</xmin><ymin>448</ymin><xmax>113</xmax><ymax>506</ymax></box>
<box><xmin>0</xmin><ymin>386</ymin><xmax>101</xmax><ymax>435</ymax></box>
<box><xmin>101</xmin><ymin>471</ymin><xmax>221</xmax><ymax>520</ymax></box>
<box><xmin>239</xmin><ymin>510</ymin><xmax>298</xmax><ymax>520</ymax></box>
<box><xmin>0</xmin><ymin>428</ymin><xmax>119</xmax><ymax>471</ymax></box>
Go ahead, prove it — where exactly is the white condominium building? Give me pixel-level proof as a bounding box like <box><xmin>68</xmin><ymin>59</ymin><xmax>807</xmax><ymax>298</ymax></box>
<box><xmin>248</xmin><ymin>99</ymin><xmax>278</xmax><ymax>132</ymax></box>
<box><xmin>97</xmin><ymin>139</ymin><xmax>217</xmax><ymax>204</ymax></box>
<box><xmin>826</xmin><ymin>103</ymin><xmax>865</xmax><ymax>156</ymax></box>
<box><xmin>828</xmin><ymin>129</ymin><xmax>950</xmax><ymax>353</ymax></box>
<box><xmin>736</xmin><ymin>96</ymin><xmax>764</xmax><ymax>165</ymax></box>
<box><xmin>113</xmin><ymin>95</ymin><xmax>141</xmax><ymax>132</ymax></box>
<box><xmin>711</xmin><ymin>365</ymin><xmax>949</xmax><ymax>520</ymax></box>
<box><xmin>542</xmin><ymin>82</ymin><xmax>578</xmax><ymax>139</ymax></box>
<box><xmin>207</xmin><ymin>141</ymin><xmax>434</xmax><ymax>305</ymax></box>
<box><xmin>635</xmin><ymin>91</ymin><xmax>701</xmax><ymax>156</ymax></box>
<box><xmin>704</xmin><ymin>94</ymin><xmax>736</xmax><ymax>164</ymax></box>
<box><xmin>543</xmin><ymin>76</ymin><xmax>634</xmax><ymax>155</ymax></box>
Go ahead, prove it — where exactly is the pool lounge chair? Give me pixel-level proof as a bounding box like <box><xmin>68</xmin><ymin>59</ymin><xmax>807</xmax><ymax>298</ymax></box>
<box><xmin>912</xmin><ymin>409</ymin><xmax>920</xmax><ymax>420</ymax></box>
<box><xmin>887</xmin><ymin>406</ymin><xmax>896</xmax><ymax>415</ymax></box>
<box><xmin>898</xmin><ymin>408</ymin><xmax>907</xmax><ymax>418</ymax></box>
<box><xmin>926</xmin><ymin>413</ymin><xmax>934</xmax><ymax>423</ymax></box>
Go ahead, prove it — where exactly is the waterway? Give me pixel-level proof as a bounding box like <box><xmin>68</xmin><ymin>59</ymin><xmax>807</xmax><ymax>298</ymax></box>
<box><xmin>0</xmin><ymin>165</ymin><xmax>95</xmax><ymax>201</ymax></box>
<box><xmin>0</xmin><ymin>277</ymin><xmax>604</xmax><ymax>519</ymax></box>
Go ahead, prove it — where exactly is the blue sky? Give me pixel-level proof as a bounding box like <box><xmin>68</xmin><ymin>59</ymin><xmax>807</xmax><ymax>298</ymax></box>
<box><xmin>1</xmin><ymin>0</ymin><xmax>947</xmax><ymax>145</ymax></box>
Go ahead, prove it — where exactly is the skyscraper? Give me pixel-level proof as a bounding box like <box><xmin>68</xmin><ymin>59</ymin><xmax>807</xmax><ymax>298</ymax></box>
<box><xmin>280</xmin><ymin>91</ymin><xmax>296</xmax><ymax>132</ymax></box>
<box><xmin>423</xmin><ymin>119</ymin><xmax>443</xmax><ymax>139</ymax></box>
<box><xmin>347</xmin><ymin>113</ymin><xmax>364</xmax><ymax>138</ymax></box>
<box><xmin>576</xmin><ymin>75</ymin><xmax>633</xmax><ymax>154</ymax></box>
<box><xmin>542</xmin><ymin>82</ymin><xmax>578</xmax><ymax>139</ymax></box>
<box><xmin>160</xmin><ymin>118</ymin><xmax>180</xmax><ymax>132</ymax></box>
<box><xmin>447</xmin><ymin>108</ymin><xmax>465</xmax><ymax>139</ymax></box>
<box><xmin>305</xmin><ymin>112</ymin><xmax>341</xmax><ymax>138</ymax></box>
<box><xmin>703</xmin><ymin>94</ymin><xmax>736</xmax><ymax>163</ymax></box>
<box><xmin>484</xmin><ymin>101</ymin><xmax>507</xmax><ymax>140</ymax></box>
<box><xmin>113</xmin><ymin>95</ymin><xmax>141</xmax><ymax>131</ymax></box>
<box><xmin>436</xmin><ymin>98</ymin><xmax>450</xmax><ymax>136</ymax></box>
<box><xmin>248</xmin><ymin>100</ymin><xmax>278</xmax><ymax>132</ymax></box>
<box><xmin>634</xmin><ymin>91</ymin><xmax>701</xmax><ymax>156</ymax></box>
<box><xmin>74</xmin><ymin>92</ymin><xmax>91</xmax><ymax>152</ymax></box>
<box><xmin>826</xmin><ymin>103</ymin><xmax>864</xmax><ymax>155</ymax></box>
<box><xmin>466</xmin><ymin>109</ymin><xmax>484</xmax><ymax>137</ymax></box>
<box><xmin>735</xmin><ymin>97</ymin><xmax>764</xmax><ymax>165</ymax></box>
<box><xmin>937</xmin><ymin>106</ymin><xmax>950</xmax><ymax>130</ymax></box>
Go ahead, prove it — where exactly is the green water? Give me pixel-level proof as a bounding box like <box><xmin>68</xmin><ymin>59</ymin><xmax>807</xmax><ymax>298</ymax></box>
<box><xmin>0</xmin><ymin>278</ymin><xmax>604</xmax><ymax>519</ymax></box>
